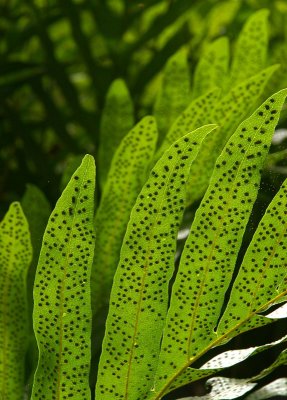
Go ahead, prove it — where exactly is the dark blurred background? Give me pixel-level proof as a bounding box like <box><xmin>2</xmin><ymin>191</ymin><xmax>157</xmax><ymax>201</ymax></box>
<box><xmin>2</xmin><ymin>0</ymin><xmax>287</xmax><ymax>212</ymax></box>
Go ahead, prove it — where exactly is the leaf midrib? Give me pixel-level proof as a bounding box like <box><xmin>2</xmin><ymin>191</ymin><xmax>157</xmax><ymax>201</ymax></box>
<box><xmin>186</xmin><ymin>120</ymin><xmax>260</xmax><ymax>356</ymax></box>
<box><xmin>153</xmin><ymin>288</ymin><xmax>287</xmax><ymax>400</ymax></box>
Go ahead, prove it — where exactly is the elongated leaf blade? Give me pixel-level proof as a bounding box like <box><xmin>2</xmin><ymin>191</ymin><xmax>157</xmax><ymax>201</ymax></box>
<box><xmin>200</xmin><ymin>334</ymin><xmax>287</xmax><ymax>370</ymax></box>
<box><xmin>0</xmin><ymin>202</ymin><xmax>32</xmax><ymax>400</ymax></box>
<box><xmin>98</xmin><ymin>79</ymin><xmax>134</xmax><ymax>189</ymax></box>
<box><xmin>151</xmin><ymin>89</ymin><xmax>287</xmax><ymax>398</ymax></box>
<box><xmin>217</xmin><ymin>175</ymin><xmax>287</xmax><ymax>338</ymax></box>
<box><xmin>31</xmin><ymin>155</ymin><xmax>96</xmax><ymax>400</ymax></box>
<box><xmin>91</xmin><ymin>116</ymin><xmax>158</xmax><ymax>315</ymax></box>
<box><xmin>153</xmin><ymin>47</ymin><xmax>190</xmax><ymax>145</ymax></box>
<box><xmin>229</xmin><ymin>9</ymin><xmax>269</xmax><ymax>87</ymax></box>
<box><xmin>95</xmin><ymin>125</ymin><xmax>217</xmax><ymax>400</ymax></box>
<box><xmin>193</xmin><ymin>37</ymin><xmax>229</xmax><ymax>98</ymax></box>
<box><xmin>186</xmin><ymin>65</ymin><xmax>278</xmax><ymax>205</ymax></box>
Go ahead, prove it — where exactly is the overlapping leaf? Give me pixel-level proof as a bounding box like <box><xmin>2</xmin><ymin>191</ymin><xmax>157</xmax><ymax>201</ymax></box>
<box><xmin>229</xmin><ymin>9</ymin><xmax>269</xmax><ymax>87</ymax></box>
<box><xmin>217</xmin><ymin>173</ymin><xmax>287</xmax><ymax>339</ymax></box>
<box><xmin>95</xmin><ymin>124</ymin><xmax>217</xmax><ymax>400</ymax></box>
<box><xmin>150</xmin><ymin>89</ymin><xmax>287</xmax><ymax>399</ymax></box>
<box><xmin>31</xmin><ymin>155</ymin><xmax>96</xmax><ymax>400</ymax></box>
<box><xmin>192</xmin><ymin>37</ymin><xmax>229</xmax><ymax>98</ymax></box>
<box><xmin>153</xmin><ymin>47</ymin><xmax>190</xmax><ymax>144</ymax></box>
<box><xmin>22</xmin><ymin>184</ymin><xmax>51</xmax><ymax>385</ymax></box>
<box><xmin>0</xmin><ymin>202</ymin><xmax>32</xmax><ymax>400</ymax></box>
<box><xmin>98</xmin><ymin>79</ymin><xmax>134</xmax><ymax>189</ymax></box>
<box><xmin>156</xmin><ymin>88</ymin><xmax>221</xmax><ymax>161</ymax></box>
<box><xmin>91</xmin><ymin>116</ymin><xmax>158</xmax><ymax>315</ymax></box>
<box><xmin>186</xmin><ymin>65</ymin><xmax>278</xmax><ymax>205</ymax></box>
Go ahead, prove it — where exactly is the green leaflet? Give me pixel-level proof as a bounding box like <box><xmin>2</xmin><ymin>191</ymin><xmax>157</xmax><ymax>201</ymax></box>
<box><xmin>153</xmin><ymin>47</ymin><xmax>190</xmax><ymax>145</ymax></box>
<box><xmin>60</xmin><ymin>154</ymin><xmax>85</xmax><ymax>192</ymax></box>
<box><xmin>31</xmin><ymin>155</ymin><xmax>96</xmax><ymax>400</ymax></box>
<box><xmin>186</xmin><ymin>65</ymin><xmax>278</xmax><ymax>205</ymax></box>
<box><xmin>95</xmin><ymin>124</ymin><xmax>217</xmax><ymax>400</ymax></box>
<box><xmin>217</xmin><ymin>175</ymin><xmax>287</xmax><ymax>338</ymax></box>
<box><xmin>192</xmin><ymin>37</ymin><xmax>229</xmax><ymax>98</ymax></box>
<box><xmin>98</xmin><ymin>79</ymin><xmax>134</xmax><ymax>190</ymax></box>
<box><xmin>229</xmin><ymin>9</ymin><xmax>269</xmax><ymax>87</ymax></box>
<box><xmin>0</xmin><ymin>202</ymin><xmax>32</xmax><ymax>400</ymax></box>
<box><xmin>151</xmin><ymin>89</ymin><xmax>287</xmax><ymax>399</ymax></box>
<box><xmin>91</xmin><ymin>116</ymin><xmax>158</xmax><ymax>316</ymax></box>
<box><xmin>155</xmin><ymin>88</ymin><xmax>221</xmax><ymax>161</ymax></box>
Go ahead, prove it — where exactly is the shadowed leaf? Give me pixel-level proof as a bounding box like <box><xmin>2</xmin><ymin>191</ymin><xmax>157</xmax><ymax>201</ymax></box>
<box><xmin>153</xmin><ymin>47</ymin><xmax>190</xmax><ymax>145</ymax></box>
<box><xmin>91</xmin><ymin>116</ymin><xmax>158</xmax><ymax>316</ymax></box>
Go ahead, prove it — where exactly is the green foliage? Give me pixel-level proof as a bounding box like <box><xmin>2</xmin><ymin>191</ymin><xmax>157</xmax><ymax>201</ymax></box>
<box><xmin>91</xmin><ymin>116</ymin><xmax>158</xmax><ymax>317</ymax></box>
<box><xmin>153</xmin><ymin>47</ymin><xmax>190</xmax><ymax>144</ymax></box>
<box><xmin>0</xmin><ymin>202</ymin><xmax>32</xmax><ymax>400</ymax></box>
<box><xmin>1</xmin><ymin>3</ymin><xmax>287</xmax><ymax>400</ymax></box>
<box><xmin>98</xmin><ymin>79</ymin><xmax>134</xmax><ymax>190</ymax></box>
<box><xmin>229</xmin><ymin>9</ymin><xmax>269</xmax><ymax>87</ymax></box>
<box><xmin>96</xmin><ymin>125</ymin><xmax>216</xmax><ymax>400</ymax></box>
<box><xmin>32</xmin><ymin>155</ymin><xmax>96</xmax><ymax>400</ymax></box>
<box><xmin>192</xmin><ymin>37</ymin><xmax>229</xmax><ymax>98</ymax></box>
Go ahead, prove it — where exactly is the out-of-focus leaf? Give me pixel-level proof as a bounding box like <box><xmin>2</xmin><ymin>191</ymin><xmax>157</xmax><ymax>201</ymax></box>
<box><xmin>192</xmin><ymin>37</ymin><xmax>229</xmax><ymax>98</ymax></box>
<box><xmin>153</xmin><ymin>47</ymin><xmax>190</xmax><ymax>145</ymax></box>
<box><xmin>229</xmin><ymin>9</ymin><xmax>269</xmax><ymax>87</ymax></box>
<box><xmin>60</xmin><ymin>154</ymin><xmax>85</xmax><ymax>192</ymax></box>
<box><xmin>98</xmin><ymin>79</ymin><xmax>134</xmax><ymax>190</ymax></box>
<box><xmin>91</xmin><ymin>116</ymin><xmax>158</xmax><ymax>316</ymax></box>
